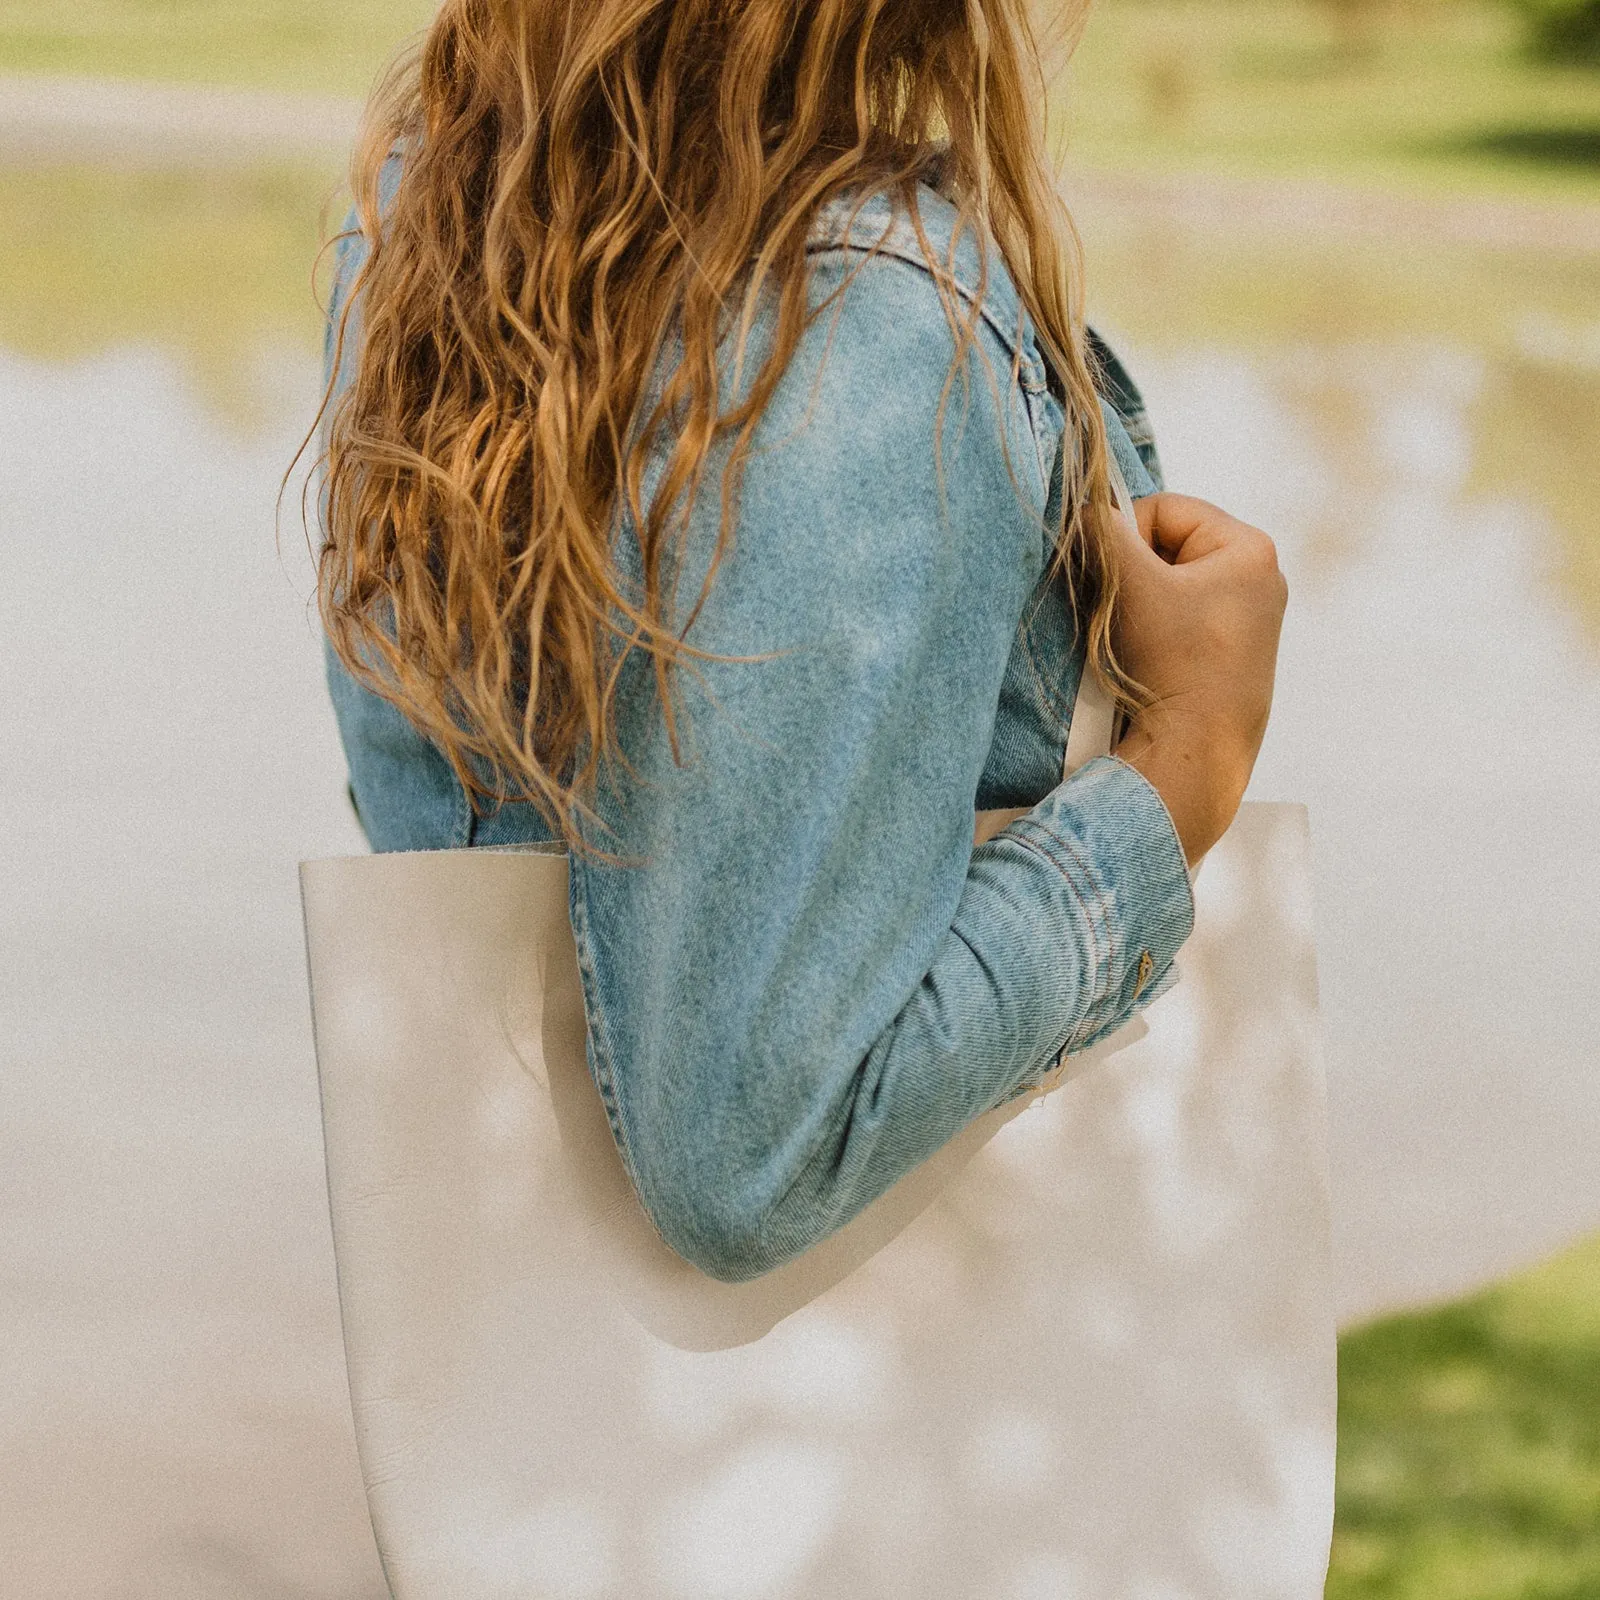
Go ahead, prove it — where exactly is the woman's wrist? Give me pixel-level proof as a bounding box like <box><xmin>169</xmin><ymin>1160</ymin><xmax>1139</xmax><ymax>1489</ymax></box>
<box><xmin>1113</xmin><ymin>713</ymin><xmax>1251</xmax><ymax>866</ymax></box>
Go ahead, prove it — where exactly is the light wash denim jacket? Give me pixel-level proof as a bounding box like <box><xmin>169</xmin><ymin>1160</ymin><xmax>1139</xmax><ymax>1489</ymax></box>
<box><xmin>321</xmin><ymin>178</ymin><xmax>1195</xmax><ymax>1283</ymax></box>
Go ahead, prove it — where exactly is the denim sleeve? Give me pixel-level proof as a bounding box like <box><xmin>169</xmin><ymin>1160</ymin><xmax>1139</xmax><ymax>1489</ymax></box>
<box><xmin>568</xmin><ymin>250</ymin><xmax>1194</xmax><ymax>1283</ymax></box>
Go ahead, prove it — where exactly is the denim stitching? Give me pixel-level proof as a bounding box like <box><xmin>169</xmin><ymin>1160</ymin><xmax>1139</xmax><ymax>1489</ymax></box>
<box><xmin>1001</xmin><ymin>820</ymin><xmax>1111</xmax><ymax>1045</ymax></box>
<box><xmin>567</xmin><ymin>858</ymin><xmax>644</xmax><ymax>1191</ymax></box>
<box><xmin>448</xmin><ymin>771</ymin><xmax>473</xmax><ymax>849</ymax></box>
<box><xmin>1019</xmin><ymin>840</ymin><xmax>1105</xmax><ymax>1059</ymax></box>
<box><xmin>1013</xmin><ymin>819</ymin><xmax>1108</xmax><ymax>986</ymax></box>
<box><xmin>804</xmin><ymin>195</ymin><xmax>1040</xmax><ymax>385</ymax></box>
<box><xmin>1006</xmin><ymin>820</ymin><xmax>1105</xmax><ymax>987</ymax></box>
<box><xmin>1048</xmin><ymin>829</ymin><xmax>1122</xmax><ymax>1042</ymax></box>
<box><xmin>1019</xmin><ymin>382</ymin><xmax>1053</xmax><ymax>515</ymax></box>
<box><xmin>813</xmin><ymin>236</ymin><xmax>1036</xmax><ymax>381</ymax></box>
<box><xmin>1009</xmin><ymin>815</ymin><xmax>1120</xmax><ymax>1049</ymax></box>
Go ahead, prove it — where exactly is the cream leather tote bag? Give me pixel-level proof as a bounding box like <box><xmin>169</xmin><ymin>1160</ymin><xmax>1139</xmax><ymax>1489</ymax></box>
<box><xmin>301</xmin><ymin>472</ymin><xmax>1335</xmax><ymax>1600</ymax></box>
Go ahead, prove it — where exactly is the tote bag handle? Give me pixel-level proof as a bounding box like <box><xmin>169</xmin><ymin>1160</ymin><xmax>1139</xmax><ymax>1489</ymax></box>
<box><xmin>1061</xmin><ymin>453</ymin><xmax>1137</xmax><ymax>776</ymax></box>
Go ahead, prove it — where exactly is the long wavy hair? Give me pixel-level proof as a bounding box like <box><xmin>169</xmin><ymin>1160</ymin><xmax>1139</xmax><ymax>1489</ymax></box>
<box><xmin>314</xmin><ymin>0</ymin><xmax>1128</xmax><ymax>846</ymax></box>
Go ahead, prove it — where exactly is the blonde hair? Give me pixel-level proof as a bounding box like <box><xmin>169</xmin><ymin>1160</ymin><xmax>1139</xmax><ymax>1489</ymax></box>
<box><xmin>314</xmin><ymin>0</ymin><xmax>1126</xmax><ymax>846</ymax></box>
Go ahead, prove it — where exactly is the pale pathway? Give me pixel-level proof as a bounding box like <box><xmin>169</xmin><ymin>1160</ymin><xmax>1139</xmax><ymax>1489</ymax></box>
<box><xmin>0</xmin><ymin>73</ymin><xmax>361</xmax><ymax>165</ymax></box>
<box><xmin>4</xmin><ymin>72</ymin><xmax>1600</xmax><ymax>254</ymax></box>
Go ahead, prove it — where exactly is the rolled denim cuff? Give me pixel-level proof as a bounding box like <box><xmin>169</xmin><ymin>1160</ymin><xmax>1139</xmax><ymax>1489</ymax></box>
<box><xmin>1004</xmin><ymin>754</ymin><xmax>1195</xmax><ymax>1063</ymax></box>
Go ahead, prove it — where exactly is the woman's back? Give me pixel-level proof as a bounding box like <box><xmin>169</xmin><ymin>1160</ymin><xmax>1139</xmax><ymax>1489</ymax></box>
<box><xmin>321</xmin><ymin>177</ymin><xmax>1194</xmax><ymax>1281</ymax></box>
<box><xmin>326</xmin><ymin>180</ymin><xmax>1160</xmax><ymax>850</ymax></box>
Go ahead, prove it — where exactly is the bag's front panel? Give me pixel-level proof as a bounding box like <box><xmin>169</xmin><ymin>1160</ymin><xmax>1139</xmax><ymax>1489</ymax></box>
<box><xmin>304</xmin><ymin>802</ymin><xmax>1332</xmax><ymax>1600</ymax></box>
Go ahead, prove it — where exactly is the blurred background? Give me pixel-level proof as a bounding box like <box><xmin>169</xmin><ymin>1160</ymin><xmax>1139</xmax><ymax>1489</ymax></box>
<box><xmin>1</xmin><ymin>2</ymin><xmax>1597</xmax><ymax>1596</ymax></box>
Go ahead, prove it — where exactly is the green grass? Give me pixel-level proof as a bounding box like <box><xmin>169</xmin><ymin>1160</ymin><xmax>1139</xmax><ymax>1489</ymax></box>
<box><xmin>0</xmin><ymin>0</ymin><xmax>433</xmax><ymax>98</ymax></box>
<box><xmin>0</xmin><ymin>163</ymin><xmax>335</xmax><ymax>418</ymax></box>
<box><xmin>1330</xmin><ymin>1229</ymin><xmax>1600</xmax><ymax>1599</ymax></box>
<box><xmin>1067</xmin><ymin>0</ymin><xmax>1600</xmax><ymax>202</ymax></box>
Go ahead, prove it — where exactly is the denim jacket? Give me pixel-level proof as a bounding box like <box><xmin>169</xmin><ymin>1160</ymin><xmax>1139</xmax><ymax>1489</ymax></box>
<box><xmin>321</xmin><ymin>179</ymin><xmax>1195</xmax><ymax>1283</ymax></box>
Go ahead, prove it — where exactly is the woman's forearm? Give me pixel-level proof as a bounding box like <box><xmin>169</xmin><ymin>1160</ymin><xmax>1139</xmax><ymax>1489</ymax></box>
<box><xmin>576</xmin><ymin>754</ymin><xmax>1195</xmax><ymax>1283</ymax></box>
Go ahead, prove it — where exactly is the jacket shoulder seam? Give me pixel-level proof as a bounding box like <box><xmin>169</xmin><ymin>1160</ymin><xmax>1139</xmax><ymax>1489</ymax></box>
<box><xmin>805</xmin><ymin>195</ymin><xmax>1045</xmax><ymax>391</ymax></box>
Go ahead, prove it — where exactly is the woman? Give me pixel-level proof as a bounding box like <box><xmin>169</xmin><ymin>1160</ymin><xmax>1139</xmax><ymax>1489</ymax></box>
<box><xmin>314</xmin><ymin>0</ymin><xmax>1287</xmax><ymax>1284</ymax></box>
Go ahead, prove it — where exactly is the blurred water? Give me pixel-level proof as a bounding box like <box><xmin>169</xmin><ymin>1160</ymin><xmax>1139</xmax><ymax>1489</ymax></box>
<box><xmin>0</xmin><ymin>345</ymin><xmax>380</xmax><ymax>1598</ymax></box>
<box><xmin>2</xmin><ymin>181</ymin><xmax>1598</xmax><ymax>1596</ymax></box>
<box><xmin>1124</xmin><ymin>339</ymin><xmax>1600</xmax><ymax>1318</ymax></box>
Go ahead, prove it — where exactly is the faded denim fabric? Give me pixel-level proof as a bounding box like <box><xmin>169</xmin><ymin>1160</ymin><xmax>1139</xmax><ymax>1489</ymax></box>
<box><xmin>321</xmin><ymin>180</ymin><xmax>1195</xmax><ymax>1282</ymax></box>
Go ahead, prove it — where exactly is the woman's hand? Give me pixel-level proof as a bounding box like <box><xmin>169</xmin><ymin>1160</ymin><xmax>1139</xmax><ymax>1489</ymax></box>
<box><xmin>1109</xmin><ymin>492</ymin><xmax>1288</xmax><ymax>865</ymax></box>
